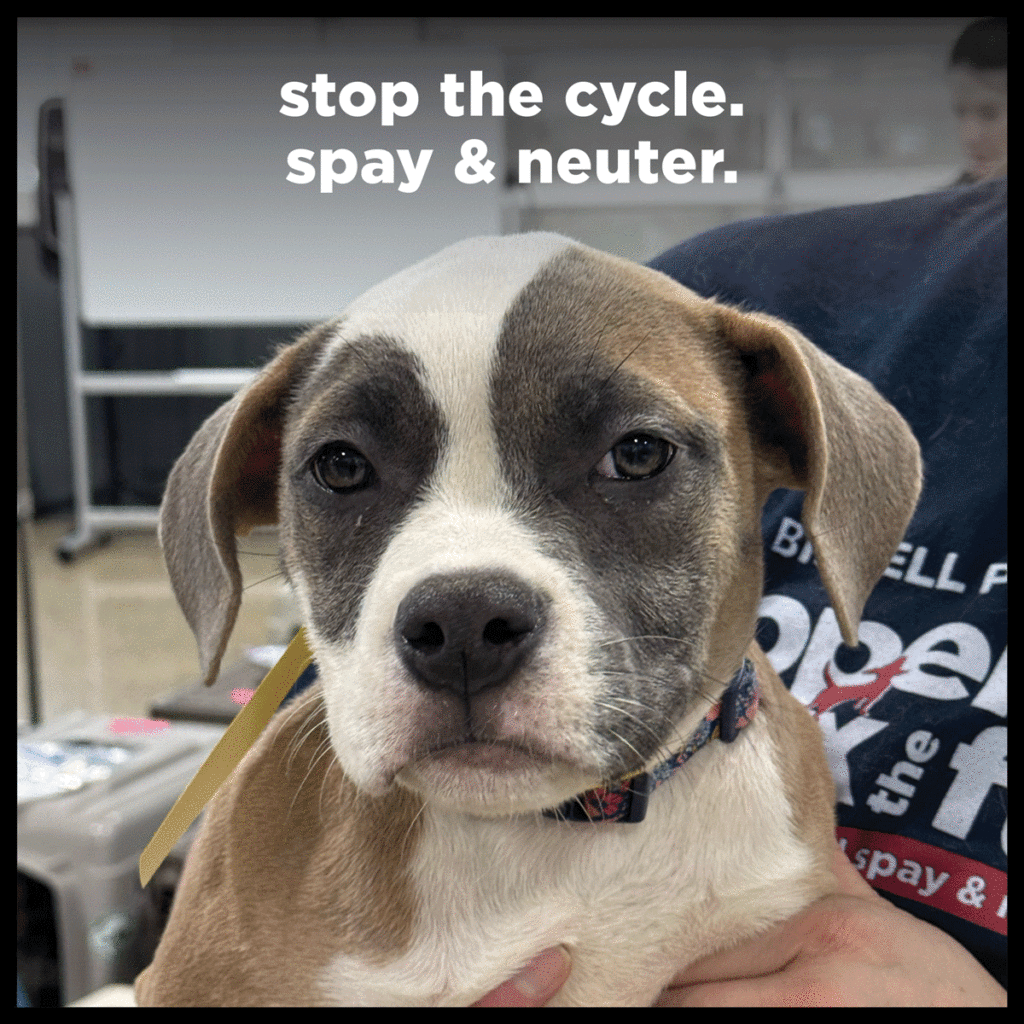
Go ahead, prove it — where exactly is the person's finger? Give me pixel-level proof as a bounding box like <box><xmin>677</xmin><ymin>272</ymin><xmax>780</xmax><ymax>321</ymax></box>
<box><xmin>472</xmin><ymin>946</ymin><xmax>572</xmax><ymax>1006</ymax></box>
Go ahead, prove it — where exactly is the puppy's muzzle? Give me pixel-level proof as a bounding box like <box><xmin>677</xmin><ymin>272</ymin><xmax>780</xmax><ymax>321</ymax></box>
<box><xmin>395</xmin><ymin>571</ymin><xmax>549</xmax><ymax>697</ymax></box>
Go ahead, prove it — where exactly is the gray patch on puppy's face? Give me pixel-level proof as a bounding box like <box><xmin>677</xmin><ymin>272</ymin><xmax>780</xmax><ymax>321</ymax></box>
<box><xmin>489</xmin><ymin>250</ymin><xmax>728</xmax><ymax>771</ymax></box>
<box><xmin>279</xmin><ymin>334</ymin><xmax>447</xmax><ymax>646</ymax></box>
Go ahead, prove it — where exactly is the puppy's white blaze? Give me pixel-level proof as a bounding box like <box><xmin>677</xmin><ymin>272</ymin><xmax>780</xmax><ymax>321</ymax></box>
<box><xmin>313</xmin><ymin>494</ymin><xmax>615</xmax><ymax>799</ymax></box>
<box><xmin>307</xmin><ymin>233</ymin><xmax>618</xmax><ymax>800</ymax></box>
<box><xmin>319</xmin><ymin>234</ymin><xmax>575</xmax><ymax>469</ymax></box>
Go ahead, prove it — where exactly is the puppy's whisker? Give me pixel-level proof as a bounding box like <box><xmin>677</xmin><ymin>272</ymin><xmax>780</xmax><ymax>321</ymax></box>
<box><xmin>283</xmin><ymin>704</ymin><xmax>327</xmax><ymax>773</ymax></box>
<box><xmin>598</xmin><ymin>331</ymin><xmax>653</xmax><ymax>393</ymax></box>
<box><xmin>603</xmin><ymin>727</ymin><xmax>645</xmax><ymax>772</ymax></box>
<box><xmin>290</xmin><ymin>736</ymin><xmax>335</xmax><ymax>819</ymax></box>
<box><xmin>594</xmin><ymin>686</ymin><xmax>699</xmax><ymax>762</ymax></box>
<box><xmin>243</xmin><ymin>571</ymin><xmax>287</xmax><ymax>592</ymax></box>
<box><xmin>592</xmin><ymin>698</ymin><xmax>664</xmax><ymax>748</ymax></box>
<box><xmin>402</xmin><ymin>801</ymin><xmax>428</xmax><ymax>858</ymax></box>
<box><xmin>284</xmin><ymin>708</ymin><xmax>319</xmax><ymax>749</ymax></box>
<box><xmin>316</xmin><ymin>750</ymin><xmax>341</xmax><ymax>823</ymax></box>
<box><xmin>583</xmin><ymin>321</ymin><xmax>613</xmax><ymax>377</ymax></box>
<box><xmin>597</xmin><ymin>634</ymin><xmax>688</xmax><ymax>648</ymax></box>
<box><xmin>693</xmin><ymin>666</ymin><xmax>740</xmax><ymax>706</ymax></box>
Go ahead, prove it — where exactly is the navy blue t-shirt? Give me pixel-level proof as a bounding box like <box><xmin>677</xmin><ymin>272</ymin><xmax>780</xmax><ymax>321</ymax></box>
<box><xmin>649</xmin><ymin>179</ymin><xmax>1006</xmax><ymax>988</ymax></box>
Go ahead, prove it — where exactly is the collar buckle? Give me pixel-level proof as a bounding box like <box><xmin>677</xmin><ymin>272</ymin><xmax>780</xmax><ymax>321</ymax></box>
<box><xmin>622</xmin><ymin>771</ymin><xmax>652</xmax><ymax>822</ymax></box>
<box><xmin>542</xmin><ymin>659</ymin><xmax>760</xmax><ymax>825</ymax></box>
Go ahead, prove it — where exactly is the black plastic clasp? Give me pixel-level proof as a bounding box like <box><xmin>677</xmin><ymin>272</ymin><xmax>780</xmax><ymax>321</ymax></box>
<box><xmin>543</xmin><ymin>799</ymin><xmax>592</xmax><ymax>822</ymax></box>
<box><xmin>720</xmin><ymin>684</ymin><xmax>741</xmax><ymax>743</ymax></box>
<box><xmin>623</xmin><ymin>772</ymin><xmax>652</xmax><ymax>823</ymax></box>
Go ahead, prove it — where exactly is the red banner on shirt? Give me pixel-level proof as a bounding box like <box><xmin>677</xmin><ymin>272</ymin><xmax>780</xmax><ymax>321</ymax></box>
<box><xmin>838</xmin><ymin>827</ymin><xmax>1006</xmax><ymax>936</ymax></box>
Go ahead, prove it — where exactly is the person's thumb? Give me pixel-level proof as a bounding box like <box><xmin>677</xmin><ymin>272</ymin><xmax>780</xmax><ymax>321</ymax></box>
<box><xmin>472</xmin><ymin>946</ymin><xmax>572</xmax><ymax>1006</ymax></box>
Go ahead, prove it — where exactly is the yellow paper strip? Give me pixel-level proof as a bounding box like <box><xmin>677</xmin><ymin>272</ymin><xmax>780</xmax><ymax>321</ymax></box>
<box><xmin>139</xmin><ymin>628</ymin><xmax>313</xmax><ymax>887</ymax></box>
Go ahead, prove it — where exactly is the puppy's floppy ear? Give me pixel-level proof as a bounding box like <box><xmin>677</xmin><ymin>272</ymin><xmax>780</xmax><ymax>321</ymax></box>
<box><xmin>716</xmin><ymin>304</ymin><xmax>922</xmax><ymax>647</ymax></box>
<box><xmin>159</xmin><ymin>325</ymin><xmax>331</xmax><ymax>684</ymax></box>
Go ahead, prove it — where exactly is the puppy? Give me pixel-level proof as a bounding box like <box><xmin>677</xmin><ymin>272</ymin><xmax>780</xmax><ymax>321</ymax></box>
<box><xmin>136</xmin><ymin>233</ymin><xmax>920</xmax><ymax>1005</ymax></box>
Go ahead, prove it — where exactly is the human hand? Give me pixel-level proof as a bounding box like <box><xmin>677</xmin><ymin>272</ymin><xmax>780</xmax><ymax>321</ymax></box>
<box><xmin>473</xmin><ymin>845</ymin><xmax>1005</xmax><ymax>1006</ymax></box>
<box><xmin>658</xmin><ymin>843</ymin><xmax>1006</xmax><ymax>1007</ymax></box>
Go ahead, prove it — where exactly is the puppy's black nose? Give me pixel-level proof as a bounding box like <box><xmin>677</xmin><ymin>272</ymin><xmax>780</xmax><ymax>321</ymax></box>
<box><xmin>395</xmin><ymin>571</ymin><xmax>548</xmax><ymax>697</ymax></box>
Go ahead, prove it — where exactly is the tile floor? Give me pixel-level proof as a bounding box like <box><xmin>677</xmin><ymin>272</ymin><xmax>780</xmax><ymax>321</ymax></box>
<box><xmin>17</xmin><ymin>514</ymin><xmax>297</xmax><ymax>727</ymax></box>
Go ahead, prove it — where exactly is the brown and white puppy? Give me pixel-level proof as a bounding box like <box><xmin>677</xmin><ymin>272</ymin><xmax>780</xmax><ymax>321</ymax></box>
<box><xmin>136</xmin><ymin>233</ymin><xmax>920</xmax><ymax>1006</ymax></box>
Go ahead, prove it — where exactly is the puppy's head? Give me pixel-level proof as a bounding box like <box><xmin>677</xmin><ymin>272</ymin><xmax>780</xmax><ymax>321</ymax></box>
<box><xmin>160</xmin><ymin>233</ymin><xmax>920</xmax><ymax>815</ymax></box>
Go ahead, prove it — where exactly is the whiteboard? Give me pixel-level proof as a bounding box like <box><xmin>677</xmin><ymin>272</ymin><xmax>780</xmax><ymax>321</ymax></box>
<box><xmin>66</xmin><ymin>49</ymin><xmax>504</xmax><ymax>325</ymax></box>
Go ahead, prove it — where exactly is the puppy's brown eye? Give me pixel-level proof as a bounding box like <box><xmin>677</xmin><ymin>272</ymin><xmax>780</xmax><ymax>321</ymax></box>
<box><xmin>311</xmin><ymin>443</ymin><xmax>374</xmax><ymax>493</ymax></box>
<box><xmin>595</xmin><ymin>434</ymin><xmax>675</xmax><ymax>480</ymax></box>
